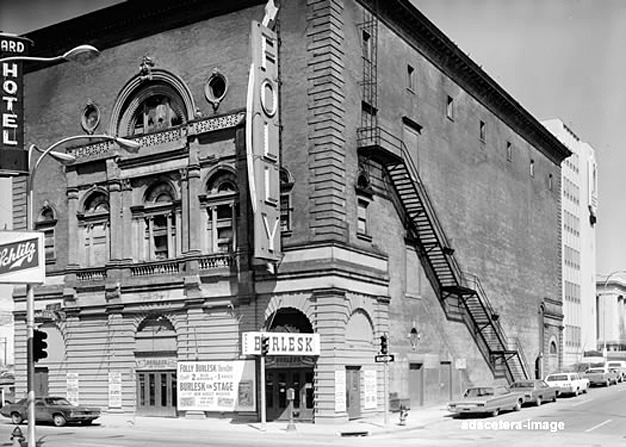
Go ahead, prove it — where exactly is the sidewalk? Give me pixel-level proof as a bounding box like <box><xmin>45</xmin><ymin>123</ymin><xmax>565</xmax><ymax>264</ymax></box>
<box><xmin>97</xmin><ymin>406</ymin><xmax>449</xmax><ymax>437</ymax></box>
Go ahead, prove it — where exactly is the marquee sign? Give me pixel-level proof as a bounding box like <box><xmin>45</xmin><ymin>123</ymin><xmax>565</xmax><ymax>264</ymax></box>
<box><xmin>0</xmin><ymin>231</ymin><xmax>45</xmax><ymax>284</ymax></box>
<box><xmin>0</xmin><ymin>33</ymin><xmax>31</xmax><ymax>176</ymax></box>
<box><xmin>246</xmin><ymin>20</ymin><xmax>281</xmax><ymax>262</ymax></box>
<box><xmin>242</xmin><ymin>332</ymin><xmax>321</xmax><ymax>356</ymax></box>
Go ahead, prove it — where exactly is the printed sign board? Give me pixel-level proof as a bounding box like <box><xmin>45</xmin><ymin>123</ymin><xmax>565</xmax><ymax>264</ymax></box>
<box><xmin>0</xmin><ymin>33</ymin><xmax>31</xmax><ymax>176</ymax></box>
<box><xmin>177</xmin><ymin>360</ymin><xmax>256</xmax><ymax>412</ymax></box>
<box><xmin>0</xmin><ymin>231</ymin><xmax>45</xmax><ymax>284</ymax></box>
<box><xmin>241</xmin><ymin>331</ymin><xmax>321</xmax><ymax>356</ymax></box>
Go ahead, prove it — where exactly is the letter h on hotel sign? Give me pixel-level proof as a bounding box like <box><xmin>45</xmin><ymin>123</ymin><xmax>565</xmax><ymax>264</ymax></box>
<box><xmin>248</xmin><ymin>21</ymin><xmax>281</xmax><ymax>262</ymax></box>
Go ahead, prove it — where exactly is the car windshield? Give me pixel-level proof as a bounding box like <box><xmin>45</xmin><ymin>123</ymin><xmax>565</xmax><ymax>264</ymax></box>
<box><xmin>464</xmin><ymin>388</ymin><xmax>494</xmax><ymax>398</ymax></box>
<box><xmin>546</xmin><ymin>375</ymin><xmax>568</xmax><ymax>381</ymax></box>
<box><xmin>44</xmin><ymin>397</ymin><xmax>72</xmax><ymax>406</ymax></box>
<box><xmin>510</xmin><ymin>381</ymin><xmax>534</xmax><ymax>388</ymax></box>
<box><xmin>607</xmin><ymin>363</ymin><xmax>620</xmax><ymax>367</ymax></box>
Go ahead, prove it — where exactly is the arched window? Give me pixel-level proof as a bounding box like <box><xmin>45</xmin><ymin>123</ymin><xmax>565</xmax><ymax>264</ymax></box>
<box><xmin>132</xmin><ymin>180</ymin><xmax>181</xmax><ymax>261</ymax></box>
<box><xmin>549</xmin><ymin>339</ymin><xmax>558</xmax><ymax>355</ymax></box>
<box><xmin>201</xmin><ymin>170</ymin><xmax>238</xmax><ymax>253</ymax></box>
<box><xmin>78</xmin><ymin>191</ymin><xmax>110</xmax><ymax>266</ymax></box>
<box><xmin>117</xmin><ymin>82</ymin><xmax>188</xmax><ymax>137</ymax></box>
<box><xmin>35</xmin><ymin>204</ymin><xmax>57</xmax><ymax>262</ymax></box>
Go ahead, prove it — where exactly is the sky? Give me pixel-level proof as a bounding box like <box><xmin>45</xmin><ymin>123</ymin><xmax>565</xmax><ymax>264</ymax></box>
<box><xmin>0</xmin><ymin>0</ymin><xmax>625</xmax><ymax>276</ymax></box>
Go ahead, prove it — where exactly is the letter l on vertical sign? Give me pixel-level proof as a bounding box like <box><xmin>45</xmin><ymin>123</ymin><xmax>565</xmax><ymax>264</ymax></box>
<box><xmin>248</xmin><ymin>20</ymin><xmax>281</xmax><ymax>262</ymax></box>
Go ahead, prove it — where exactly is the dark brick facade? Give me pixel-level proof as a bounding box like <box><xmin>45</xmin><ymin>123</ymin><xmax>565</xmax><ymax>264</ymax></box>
<box><xmin>11</xmin><ymin>0</ymin><xmax>567</xmax><ymax>423</ymax></box>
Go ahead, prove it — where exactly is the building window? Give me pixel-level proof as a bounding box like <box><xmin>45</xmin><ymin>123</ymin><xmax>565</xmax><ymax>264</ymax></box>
<box><xmin>132</xmin><ymin>180</ymin><xmax>181</xmax><ymax>261</ymax></box>
<box><xmin>117</xmin><ymin>80</ymin><xmax>188</xmax><ymax>137</ymax></box>
<box><xmin>357</xmin><ymin>199</ymin><xmax>369</xmax><ymax>235</ymax></box>
<box><xmin>479</xmin><ymin>120</ymin><xmax>485</xmax><ymax>141</ymax></box>
<box><xmin>35</xmin><ymin>205</ymin><xmax>57</xmax><ymax>263</ymax></box>
<box><xmin>280</xmin><ymin>169</ymin><xmax>294</xmax><ymax>233</ymax></box>
<box><xmin>407</xmin><ymin>65</ymin><xmax>415</xmax><ymax>91</ymax></box>
<box><xmin>549</xmin><ymin>340</ymin><xmax>558</xmax><ymax>355</ymax></box>
<box><xmin>446</xmin><ymin>96</ymin><xmax>454</xmax><ymax>120</ymax></box>
<box><xmin>548</xmin><ymin>173</ymin><xmax>553</xmax><ymax>191</ymax></box>
<box><xmin>78</xmin><ymin>191</ymin><xmax>110</xmax><ymax>266</ymax></box>
<box><xmin>362</xmin><ymin>30</ymin><xmax>372</xmax><ymax>61</ymax></box>
<box><xmin>506</xmin><ymin>142</ymin><xmax>512</xmax><ymax>161</ymax></box>
<box><xmin>530</xmin><ymin>160</ymin><xmax>535</xmax><ymax>178</ymax></box>
<box><xmin>202</xmin><ymin>170</ymin><xmax>238</xmax><ymax>253</ymax></box>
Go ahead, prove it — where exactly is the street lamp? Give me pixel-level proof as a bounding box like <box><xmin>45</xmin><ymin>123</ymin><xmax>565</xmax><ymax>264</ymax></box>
<box><xmin>25</xmin><ymin>134</ymin><xmax>139</xmax><ymax>446</ymax></box>
<box><xmin>0</xmin><ymin>44</ymin><xmax>99</xmax><ymax>65</ymax></box>
<box><xmin>599</xmin><ymin>270</ymin><xmax>626</xmax><ymax>359</ymax></box>
<box><xmin>1</xmin><ymin>41</ymin><xmax>108</xmax><ymax>447</ymax></box>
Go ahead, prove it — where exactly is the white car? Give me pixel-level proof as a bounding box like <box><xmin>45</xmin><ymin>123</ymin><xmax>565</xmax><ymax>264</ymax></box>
<box><xmin>544</xmin><ymin>372</ymin><xmax>589</xmax><ymax>396</ymax></box>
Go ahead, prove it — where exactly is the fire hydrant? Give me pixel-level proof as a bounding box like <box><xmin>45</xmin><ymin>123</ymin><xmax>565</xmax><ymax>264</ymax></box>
<box><xmin>11</xmin><ymin>426</ymin><xmax>25</xmax><ymax>447</ymax></box>
<box><xmin>398</xmin><ymin>404</ymin><xmax>408</xmax><ymax>426</ymax></box>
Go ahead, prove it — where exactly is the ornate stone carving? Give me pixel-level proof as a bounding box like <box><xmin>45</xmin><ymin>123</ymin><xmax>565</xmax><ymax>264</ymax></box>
<box><xmin>139</xmin><ymin>55</ymin><xmax>155</xmax><ymax>82</ymax></box>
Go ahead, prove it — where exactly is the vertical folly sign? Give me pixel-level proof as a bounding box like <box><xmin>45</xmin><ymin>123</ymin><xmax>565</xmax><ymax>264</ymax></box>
<box><xmin>246</xmin><ymin>18</ymin><xmax>281</xmax><ymax>262</ymax></box>
<box><xmin>0</xmin><ymin>231</ymin><xmax>45</xmax><ymax>284</ymax></box>
<box><xmin>0</xmin><ymin>33</ymin><xmax>31</xmax><ymax>176</ymax></box>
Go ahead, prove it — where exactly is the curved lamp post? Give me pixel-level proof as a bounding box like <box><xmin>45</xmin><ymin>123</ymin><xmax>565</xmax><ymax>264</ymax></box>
<box><xmin>0</xmin><ymin>44</ymin><xmax>100</xmax><ymax>64</ymax></box>
<box><xmin>24</xmin><ymin>134</ymin><xmax>139</xmax><ymax>445</ymax></box>
<box><xmin>1</xmin><ymin>40</ymin><xmax>124</xmax><ymax>447</ymax></box>
<box><xmin>600</xmin><ymin>270</ymin><xmax>626</xmax><ymax>358</ymax></box>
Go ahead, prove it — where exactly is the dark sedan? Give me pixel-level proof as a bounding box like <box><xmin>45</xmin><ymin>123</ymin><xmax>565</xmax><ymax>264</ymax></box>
<box><xmin>509</xmin><ymin>379</ymin><xmax>558</xmax><ymax>406</ymax></box>
<box><xmin>0</xmin><ymin>396</ymin><xmax>100</xmax><ymax>427</ymax></box>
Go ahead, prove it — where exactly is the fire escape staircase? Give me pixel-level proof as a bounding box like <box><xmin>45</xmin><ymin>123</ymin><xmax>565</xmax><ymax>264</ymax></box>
<box><xmin>357</xmin><ymin>126</ymin><xmax>530</xmax><ymax>383</ymax></box>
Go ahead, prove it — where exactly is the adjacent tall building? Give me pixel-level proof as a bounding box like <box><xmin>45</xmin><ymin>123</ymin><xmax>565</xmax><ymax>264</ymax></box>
<box><xmin>543</xmin><ymin>119</ymin><xmax>598</xmax><ymax>366</ymax></box>
<box><xmin>11</xmin><ymin>0</ymin><xmax>570</xmax><ymax>423</ymax></box>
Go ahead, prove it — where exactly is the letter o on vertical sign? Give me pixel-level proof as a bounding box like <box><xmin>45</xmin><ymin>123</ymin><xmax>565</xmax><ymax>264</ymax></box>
<box><xmin>260</xmin><ymin>79</ymin><xmax>277</xmax><ymax>117</ymax></box>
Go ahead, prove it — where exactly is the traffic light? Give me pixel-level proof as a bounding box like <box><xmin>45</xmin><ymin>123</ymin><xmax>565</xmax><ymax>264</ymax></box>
<box><xmin>380</xmin><ymin>335</ymin><xmax>388</xmax><ymax>355</ymax></box>
<box><xmin>261</xmin><ymin>336</ymin><xmax>270</xmax><ymax>356</ymax></box>
<box><xmin>34</xmin><ymin>329</ymin><xmax>48</xmax><ymax>363</ymax></box>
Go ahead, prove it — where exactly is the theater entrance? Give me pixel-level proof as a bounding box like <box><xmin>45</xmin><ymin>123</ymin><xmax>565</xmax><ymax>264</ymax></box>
<box><xmin>264</xmin><ymin>307</ymin><xmax>317</xmax><ymax>421</ymax></box>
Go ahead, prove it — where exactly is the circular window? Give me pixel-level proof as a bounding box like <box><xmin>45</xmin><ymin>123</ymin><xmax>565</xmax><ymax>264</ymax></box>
<box><xmin>260</xmin><ymin>79</ymin><xmax>277</xmax><ymax>117</ymax></box>
<box><xmin>81</xmin><ymin>102</ymin><xmax>100</xmax><ymax>134</ymax></box>
<box><xmin>204</xmin><ymin>71</ymin><xmax>228</xmax><ymax>110</ymax></box>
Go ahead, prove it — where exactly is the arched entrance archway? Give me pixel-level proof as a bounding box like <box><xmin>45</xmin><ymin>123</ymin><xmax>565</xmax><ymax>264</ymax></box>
<box><xmin>134</xmin><ymin>315</ymin><xmax>178</xmax><ymax>417</ymax></box>
<box><xmin>264</xmin><ymin>308</ymin><xmax>315</xmax><ymax>421</ymax></box>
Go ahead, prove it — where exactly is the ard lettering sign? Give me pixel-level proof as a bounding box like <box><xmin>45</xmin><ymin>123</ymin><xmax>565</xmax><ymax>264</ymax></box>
<box><xmin>0</xmin><ymin>231</ymin><xmax>45</xmax><ymax>284</ymax></box>
<box><xmin>241</xmin><ymin>331</ymin><xmax>321</xmax><ymax>356</ymax></box>
<box><xmin>0</xmin><ymin>33</ymin><xmax>31</xmax><ymax>176</ymax></box>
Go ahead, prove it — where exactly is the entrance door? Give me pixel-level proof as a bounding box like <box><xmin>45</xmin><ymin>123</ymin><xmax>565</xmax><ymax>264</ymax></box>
<box><xmin>34</xmin><ymin>367</ymin><xmax>48</xmax><ymax>397</ymax></box>
<box><xmin>136</xmin><ymin>370</ymin><xmax>177</xmax><ymax>417</ymax></box>
<box><xmin>409</xmin><ymin>363</ymin><xmax>424</xmax><ymax>408</ymax></box>
<box><xmin>265</xmin><ymin>369</ymin><xmax>314</xmax><ymax>421</ymax></box>
<box><xmin>346</xmin><ymin>366</ymin><xmax>361</xmax><ymax>420</ymax></box>
<box><xmin>439</xmin><ymin>361</ymin><xmax>452</xmax><ymax>402</ymax></box>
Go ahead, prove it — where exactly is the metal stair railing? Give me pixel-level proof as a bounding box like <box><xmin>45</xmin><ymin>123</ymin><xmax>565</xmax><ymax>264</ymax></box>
<box><xmin>356</xmin><ymin>124</ymin><xmax>530</xmax><ymax>382</ymax></box>
<box><xmin>462</xmin><ymin>273</ymin><xmax>530</xmax><ymax>381</ymax></box>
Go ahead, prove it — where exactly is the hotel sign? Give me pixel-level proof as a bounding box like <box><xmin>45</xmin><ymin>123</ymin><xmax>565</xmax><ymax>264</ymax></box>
<box><xmin>241</xmin><ymin>332</ymin><xmax>320</xmax><ymax>356</ymax></box>
<box><xmin>0</xmin><ymin>231</ymin><xmax>45</xmax><ymax>284</ymax></box>
<box><xmin>0</xmin><ymin>33</ymin><xmax>31</xmax><ymax>176</ymax></box>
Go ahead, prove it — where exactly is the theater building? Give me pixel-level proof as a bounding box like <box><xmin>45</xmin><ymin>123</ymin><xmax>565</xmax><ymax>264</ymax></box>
<box><xmin>11</xmin><ymin>0</ymin><xmax>569</xmax><ymax>423</ymax></box>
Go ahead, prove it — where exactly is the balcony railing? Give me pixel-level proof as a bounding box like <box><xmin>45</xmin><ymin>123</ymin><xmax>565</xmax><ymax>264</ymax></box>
<box><xmin>130</xmin><ymin>260</ymin><xmax>184</xmax><ymax>277</ymax></box>
<box><xmin>199</xmin><ymin>253</ymin><xmax>236</xmax><ymax>270</ymax></box>
<box><xmin>75</xmin><ymin>268</ymin><xmax>107</xmax><ymax>282</ymax></box>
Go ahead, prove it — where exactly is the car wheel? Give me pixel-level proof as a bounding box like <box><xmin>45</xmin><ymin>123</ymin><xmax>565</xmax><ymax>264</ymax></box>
<box><xmin>491</xmin><ymin>409</ymin><xmax>499</xmax><ymax>417</ymax></box>
<box><xmin>53</xmin><ymin>414</ymin><xmax>67</xmax><ymax>427</ymax></box>
<box><xmin>11</xmin><ymin>413</ymin><xmax>23</xmax><ymax>425</ymax></box>
<box><xmin>535</xmin><ymin>397</ymin><xmax>542</xmax><ymax>407</ymax></box>
<box><xmin>513</xmin><ymin>401</ymin><xmax>522</xmax><ymax>412</ymax></box>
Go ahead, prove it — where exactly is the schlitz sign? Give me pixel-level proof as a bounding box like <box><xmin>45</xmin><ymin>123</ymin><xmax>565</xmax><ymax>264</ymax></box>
<box><xmin>0</xmin><ymin>231</ymin><xmax>45</xmax><ymax>284</ymax></box>
<box><xmin>0</xmin><ymin>33</ymin><xmax>31</xmax><ymax>176</ymax></box>
<box><xmin>241</xmin><ymin>331</ymin><xmax>320</xmax><ymax>356</ymax></box>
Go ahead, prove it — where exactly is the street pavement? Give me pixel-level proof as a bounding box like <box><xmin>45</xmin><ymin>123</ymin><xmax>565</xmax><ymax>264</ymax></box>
<box><xmin>1</xmin><ymin>383</ymin><xmax>625</xmax><ymax>446</ymax></box>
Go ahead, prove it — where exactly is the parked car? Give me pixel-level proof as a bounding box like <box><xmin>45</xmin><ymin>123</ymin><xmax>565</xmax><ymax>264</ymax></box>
<box><xmin>605</xmin><ymin>361</ymin><xmax>626</xmax><ymax>382</ymax></box>
<box><xmin>583</xmin><ymin>367</ymin><xmax>619</xmax><ymax>387</ymax></box>
<box><xmin>0</xmin><ymin>396</ymin><xmax>100</xmax><ymax>427</ymax></box>
<box><xmin>544</xmin><ymin>372</ymin><xmax>588</xmax><ymax>396</ymax></box>
<box><xmin>447</xmin><ymin>385</ymin><xmax>524</xmax><ymax>417</ymax></box>
<box><xmin>509</xmin><ymin>379</ymin><xmax>558</xmax><ymax>406</ymax></box>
